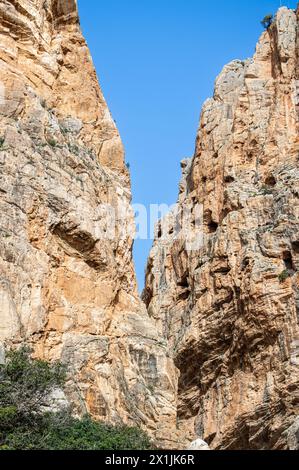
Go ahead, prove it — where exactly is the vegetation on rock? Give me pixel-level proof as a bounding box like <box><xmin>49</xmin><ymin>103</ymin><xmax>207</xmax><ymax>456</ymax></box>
<box><xmin>0</xmin><ymin>347</ymin><xmax>152</xmax><ymax>450</ymax></box>
<box><xmin>278</xmin><ymin>270</ymin><xmax>291</xmax><ymax>283</ymax></box>
<box><xmin>261</xmin><ymin>14</ymin><xmax>273</xmax><ymax>29</ymax></box>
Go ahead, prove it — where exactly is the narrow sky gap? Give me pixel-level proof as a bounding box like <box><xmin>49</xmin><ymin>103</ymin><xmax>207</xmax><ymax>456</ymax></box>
<box><xmin>77</xmin><ymin>0</ymin><xmax>298</xmax><ymax>290</ymax></box>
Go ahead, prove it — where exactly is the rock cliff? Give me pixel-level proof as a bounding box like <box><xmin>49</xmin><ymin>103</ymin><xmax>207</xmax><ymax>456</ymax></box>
<box><xmin>144</xmin><ymin>6</ymin><xmax>299</xmax><ymax>449</ymax></box>
<box><xmin>0</xmin><ymin>0</ymin><xmax>178</xmax><ymax>446</ymax></box>
<box><xmin>1</xmin><ymin>0</ymin><xmax>299</xmax><ymax>451</ymax></box>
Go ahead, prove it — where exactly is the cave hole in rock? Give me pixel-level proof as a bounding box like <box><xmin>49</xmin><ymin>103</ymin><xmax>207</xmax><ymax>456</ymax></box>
<box><xmin>208</xmin><ymin>221</ymin><xmax>218</xmax><ymax>233</ymax></box>
<box><xmin>224</xmin><ymin>175</ymin><xmax>235</xmax><ymax>183</ymax></box>
<box><xmin>291</xmin><ymin>241</ymin><xmax>299</xmax><ymax>254</ymax></box>
<box><xmin>265</xmin><ymin>175</ymin><xmax>277</xmax><ymax>187</ymax></box>
<box><xmin>283</xmin><ymin>250</ymin><xmax>294</xmax><ymax>271</ymax></box>
<box><xmin>205</xmin><ymin>210</ymin><xmax>219</xmax><ymax>234</ymax></box>
<box><xmin>157</xmin><ymin>224</ymin><xmax>162</xmax><ymax>239</ymax></box>
<box><xmin>177</xmin><ymin>274</ymin><xmax>189</xmax><ymax>289</ymax></box>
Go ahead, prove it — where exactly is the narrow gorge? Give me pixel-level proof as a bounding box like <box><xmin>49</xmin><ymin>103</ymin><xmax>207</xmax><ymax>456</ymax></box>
<box><xmin>0</xmin><ymin>0</ymin><xmax>298</xmax><ymax>450</ymax></box>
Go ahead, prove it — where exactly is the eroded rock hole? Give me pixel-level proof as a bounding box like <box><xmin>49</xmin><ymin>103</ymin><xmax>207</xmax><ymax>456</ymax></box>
<box><xmin>292</xmin><ymin>241</ymin><xmax>299</xmax><ymax>254</ymax></box>
<box><xmin>205</xmin><ymin>210</ymin><xmax>219</xmax><ymax>234</ymax></box>
<box><xmin>157</xmin><ymin>224</ymin><xmax>162</xmax><ymax>239</ymax></box>
<box><xmin>224</xmin><ymin>175</ymin><xmax>235</xmax><ymax>183</ymax></box>
<box><xmin>265</xmin><ymin>175</ymin><xmax>277</xmax><ymax>187</ymax></box>
<box><xmin>177</xmin><ymin>274</ymin><xmax>189</xmax><ymax>289</ymax></box>
<box><xmin>283</xmin><ymin>251</ymin><xmax>293</xmax><ymax>271</ymax></box>
<box><xmin>208</xmin><ymin>221</ymin><xmax>218</xmax><ymax>233</ymax></box>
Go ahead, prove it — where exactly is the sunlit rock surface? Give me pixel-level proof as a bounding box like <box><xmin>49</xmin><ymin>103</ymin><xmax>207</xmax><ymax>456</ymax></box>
<box><xmin>144</xmin><ymin>7</ymin><xmax>299</xmax><ymax>449</ymax></box>
<box><xmin>0</xmin><ymin>0</ymin><xmax>178</xmax><ymax>447</ymax></box>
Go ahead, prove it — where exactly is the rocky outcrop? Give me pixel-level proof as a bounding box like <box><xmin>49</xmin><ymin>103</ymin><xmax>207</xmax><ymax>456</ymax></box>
<box><xmin>1</xmin><ymin>0</ymin><xmax>299</xmax><ymax>451</ymax></box>
<box><xmin>144</xmin><ymin>7</ymin><xmax>299</xmax><ymax>449</ymax></box>
<box><xmin>188</xmin><ymin>439</ymin><xmax>210</xmax><ymax>451</ymax></box>
<box><xmin>0</xmin><ymin>0</ymin><xmax>178</xmax><ymax>446</ymax></box>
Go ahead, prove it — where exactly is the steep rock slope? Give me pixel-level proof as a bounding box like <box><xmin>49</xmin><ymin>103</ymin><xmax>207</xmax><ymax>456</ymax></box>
<box><xmin>0</xmin><ymin>0</ymin><xmax>178</xmax><ymax>445</ymax></box>
<box><xmin>144</xmin><ymin>7</ymin><xmax>299</xmax><ymax>449</ymax></box>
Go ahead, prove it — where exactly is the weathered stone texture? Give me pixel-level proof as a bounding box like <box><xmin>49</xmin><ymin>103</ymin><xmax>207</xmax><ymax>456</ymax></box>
<box><xmin>0</xmin><ymin>0</ymin><xmax>178</xmax><ymax>446</ymax></box>
<box><xmin>1</xmin><ymin>1</ymin><xmax>299</xmax><ymax>451</ymax></box>
<box><xmin>144</xmin><ymin>7</ymin><xmax>299</xmax><ymax>449</ymax></box>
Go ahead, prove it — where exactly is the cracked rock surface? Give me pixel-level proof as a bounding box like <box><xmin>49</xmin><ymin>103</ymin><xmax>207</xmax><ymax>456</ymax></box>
<box><xmin>0</xmin><ymin>0</ymin><xmax>178</xmax><ymax>447</ymax></box>
<box><xmin>144</xmin><ymin>7</ymin><xmax>299</xmax><ymax>449</ymax></box>
<box><xmin>1</xmin><ymin>1</ymin><xmax>299</xmax><ymax>450</ymax></box>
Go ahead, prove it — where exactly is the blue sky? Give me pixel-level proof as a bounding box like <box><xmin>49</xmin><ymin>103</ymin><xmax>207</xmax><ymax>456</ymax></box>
<box><xmin>77</xmin><ymin>0</ymin><xmax>297</xmax><ymax>290</ymax></box>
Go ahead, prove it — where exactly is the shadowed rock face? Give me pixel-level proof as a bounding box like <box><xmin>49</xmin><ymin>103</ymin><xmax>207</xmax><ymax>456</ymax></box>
<box><xmin>0</xmin><ymin>0</ymin><xmax>178</xmax><ymax>447</ymax></box>
<box><xmin>144</xmin><ymin>7</ymin><xmax>299</xmax><ymax>449</ymax></box>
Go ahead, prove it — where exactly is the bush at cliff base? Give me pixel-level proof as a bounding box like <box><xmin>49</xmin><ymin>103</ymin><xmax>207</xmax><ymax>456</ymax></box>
<box><xmin>0</xmin><ymin>347</ymin><xmax>152</xmax><ymax>450</ymax></box>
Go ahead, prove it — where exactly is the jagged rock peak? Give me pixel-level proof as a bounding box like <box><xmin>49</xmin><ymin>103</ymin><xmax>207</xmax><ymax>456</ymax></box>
<box><xmin>144</xmin><ymin>6</ymin><xmax>299</xmax><ymax>449</ymax></box>
<box><xmin>0</xmin><ymin>0</ymin><xmax>125</xmax><ymax>171</ymax></box>
<box><xmin>0</xmin><ymin>0</ymin><xmax>179</xmax><ymax>448</ymax></box>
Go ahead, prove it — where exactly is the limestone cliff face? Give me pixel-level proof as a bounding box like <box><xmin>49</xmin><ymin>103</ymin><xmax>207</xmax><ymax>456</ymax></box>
<box><xmin>1</xmin><ymin>0</ymin><xmax>299</xmax><ymax>451</ymax></box>
<box><xmin>144</xmin><ymin>7</ymin><xmax>299</xmax><ymax>449</ymax></box>
<box><xmin>0</xmin><ymin>0</ymin><xmax>178</xmax><ymax>444</ymax></box>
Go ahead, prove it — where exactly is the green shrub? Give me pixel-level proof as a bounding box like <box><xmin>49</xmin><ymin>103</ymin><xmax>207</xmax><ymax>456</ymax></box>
<box><xmin>68</xmin><ymin>143</ymin><xmax>80</xmax><ymax>156</ymax></box>
<box><xmin>0</xmin><ymin>137</ymin><xmax>6</xmax><ymax>151</ymax></box>
<box><xmin>260</xmin><ymin>185</ymin><xmax>274</xmax><ymax>196</ymax></box>
<box><xmin>47</xmin><ymin>138</ymin><xmax>57</xmax><ymax>148</ymax></box>
<box><xmin>0</xmin><ymin>346</ymin><xmax>66</xmax><ymax>414</ymax></box>
<box><xmin>0</xmin><ymin>406</ymin><xmax>17</xmax><ymax>430</ymax></box>
<box><xmin>2</xmin><ymin>412</ymin><xmax>152</xmax><ymax>450</ymax></box>
<box><xmin>261</xmin><ymin>14</ymin><xmax>273</xmax><ymax>29</ymax></box>
<box><xmin>278</xmin><ymin>270</ymin><xmax>290</xmax><ymax>283</ymax></box>
<box><xmin>45</xmin><ymin>415</ymin><xmax>151</xmax><ymax>450</ymax></box>
<box><xmin>0</xmin><ymin>347</ymin><xmax>152</xmax><ymax>450</ymax></box>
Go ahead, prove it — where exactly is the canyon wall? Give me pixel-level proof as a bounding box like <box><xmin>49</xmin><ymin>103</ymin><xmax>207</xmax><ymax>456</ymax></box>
<box><xmin>144</xmin><ymin>7</ymin><xmax>299</xmax><ymax>449</ymax></box>
<box><xmin>1</xmin><ymin>0</ymin><xmax>299</xmax><ymax>451</ymax></box>
<box><xmin>0</xmin><ymin>0</ymin><xmax>178</xmax><ymax>446</ymax></box>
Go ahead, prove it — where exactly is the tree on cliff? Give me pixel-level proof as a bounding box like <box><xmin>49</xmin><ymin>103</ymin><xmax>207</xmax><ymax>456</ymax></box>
<box><xmin>261</xmin><ymin>14</ymin><xmax>273</xmax><ymax>29</ymax></box>
<box><xmin>0</xmin><ymin>346</ymin><xmax>66</xmax><ymax>418</ymax></box>
<box><xmin>0</xmin><ymin>347</ymin><xmax>152</xmax><ymax>450</ymax></box>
